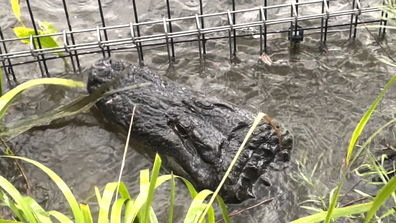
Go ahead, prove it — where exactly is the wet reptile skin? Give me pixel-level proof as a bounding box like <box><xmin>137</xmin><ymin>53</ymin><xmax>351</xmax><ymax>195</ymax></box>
<box><xmin>87</xmin><ymin>58</ymin><xmax>292</xmax><ymax>203</ymax></box>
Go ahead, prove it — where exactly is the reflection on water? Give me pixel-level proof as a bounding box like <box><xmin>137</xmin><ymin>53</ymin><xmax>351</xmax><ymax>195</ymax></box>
<box><xmin>1</xmin><ymin>0</ymin><xmax>396</xmax><ymax>222</ymax></box>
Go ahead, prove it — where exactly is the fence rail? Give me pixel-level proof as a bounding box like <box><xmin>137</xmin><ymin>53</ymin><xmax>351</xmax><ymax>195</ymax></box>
<box><xmin>0</xmin><ymin>0</ymin><xmax>390</xmax><ymax>84</ymax></box>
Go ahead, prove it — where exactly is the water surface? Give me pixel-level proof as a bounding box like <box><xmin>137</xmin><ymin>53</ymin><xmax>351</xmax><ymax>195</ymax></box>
<box><xmin>1</xmin><ymin>0</ymin><xmax>396</xmax><ymax>222</ymax></box>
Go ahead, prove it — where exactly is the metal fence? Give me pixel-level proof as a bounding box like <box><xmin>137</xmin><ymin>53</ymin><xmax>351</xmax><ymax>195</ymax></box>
<box><xmin>0</xmin><ymin>0</ymin><xmax>391</xmax><ymax>84</ymax></box>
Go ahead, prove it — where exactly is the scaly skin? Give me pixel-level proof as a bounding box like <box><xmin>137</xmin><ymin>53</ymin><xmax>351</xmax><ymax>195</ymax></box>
<box><xmin>87</xmin><ymin>58</ymin><xmax>293</xmax><ymax>203</ymax></box>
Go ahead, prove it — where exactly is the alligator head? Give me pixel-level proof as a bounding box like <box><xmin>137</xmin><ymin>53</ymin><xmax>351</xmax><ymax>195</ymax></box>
<box><xmin>87</xmin><ymin>58</ymin><xmax>293</xmax><ymax>203</ymax></box>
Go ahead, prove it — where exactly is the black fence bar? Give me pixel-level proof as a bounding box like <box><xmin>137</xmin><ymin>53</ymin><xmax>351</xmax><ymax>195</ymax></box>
<box><xmin>349</xmin><ymin>0</ymin><xmax>356</xmax><ymax>39</ymax></box>
<box><xmin>353</xmin><ymin>0</ymin><xmax>361</xmax><ymax>38</ymax></box>
<box><xmin>97</xmin><ymin>0</ymin><xmax>111</xmax><ymax>58</ymax></box>
<box><xmin>132</xmin><ymin>0</ymin><xmax>144</xmax><ymax>63</ymax></box>
<box><xmin>166</xmin><ymin>0</ymin><xmax>175</xmax><ymax>60</ymax></box>
<box><xmin>324</xmin><ymin>0</ymin><xmax>329</xmax><ymax>42</ymax></box>
<box><xmin>61</xmin><ymin>0</ymin><xmax>77</xmax><ymax>73</ymax></box>
<box><xmin>0</xmin><ymin>19</ymin><xmax>385</xmax><ymax>72</ymax></box>
<box><xmin>62</xmin><ymin>0</ymin><xmax>81</xmax><ymax>73</ymax></box>
<box><xmin>26</xmin><ymin>0</ymin><xmax>49</xmax><ymax>77</ymax></box>
<box><xmin>232</xmin><ymin>0</ymin><xmax>237</xmax><ymax>56</ymax></box>
<box><xmin>379</xmin><ymin>0</ymin><xmax>385</xmax><ymax>35</ymax></box>
<box><xmin>199</xmin><ymin>0</ymin><xmax>206</xmax><ymax>54</ymax></box>
<box><xmin>259</xmin><ymin>6</ymin><xmax>263</xmax><ymax>54</ymax></box>
<box><xmin>0</xmin><ymin>28</ymin><xmax>11</xmax><ymax>84</ymax></box>
<box><xmin>264</xmin><ymin>0</ymin><xmax>267</xmax><ymax>49</ymax></box>
<box><xmin>381</xmin><ymin>0</ymin><xmax>389</xmax><ymax>36</ymax></box>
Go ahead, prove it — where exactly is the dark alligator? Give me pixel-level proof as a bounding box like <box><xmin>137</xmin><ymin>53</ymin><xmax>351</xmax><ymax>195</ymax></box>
<box><xmin>87</xmin><ymin>58</ymin><xmax>293</xmax><ymax>203</ymax></box>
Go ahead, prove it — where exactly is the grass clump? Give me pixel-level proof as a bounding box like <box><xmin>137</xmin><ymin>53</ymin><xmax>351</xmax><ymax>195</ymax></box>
<box><xmin>0</xmin><ymin>154</ymin><xmax>232</xmax><ymax>223</ymax></box>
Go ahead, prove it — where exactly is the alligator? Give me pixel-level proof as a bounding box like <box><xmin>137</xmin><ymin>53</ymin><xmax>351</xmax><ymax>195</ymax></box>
<box><xmin>87</xmin><ymin>58</ymin><xmax>293</xmax><ymax>203</ymax></box>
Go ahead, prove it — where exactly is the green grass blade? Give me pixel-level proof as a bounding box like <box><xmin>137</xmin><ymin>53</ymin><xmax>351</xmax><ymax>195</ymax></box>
<box><xmin>1</xmin><ymin>83</ymin><xmax>149</xmax><ymax>141</ymax></box>
<box><xmin>365</xmin><ymin>174</ymin><xmax>396</xmax><ymax>222</ymax></box>
<box><xmin>0</xmin><ymin>189</ymin><xmax>24</xmax><ymax>221</ymax></box>
<box><xmin>169</xmin><ymin>172</ymin><xmax>175</xmax><ymax>223</ymax></box>
<box><xmin>0</xmin><ymin>219</ymin><xmax>24</xmax><ymax>223</ymax></box>
<box><xmin>11</xmin><ymin>0</ymin><xmax>24</xmax><ymax>26</ymax></box>
<box><xmin>123</xmin><ymin>199</ymin><xmax>134</xmax><ymax>223</ymax></box>
<box><xmin>48</xmin><ymin>211</ymin><xmax>73</xmax><ymax>223</ymax></box>
<box><xmin>95</xmin><ymin>186</ymin><xmax>103</xmax><ymax>206</ymax></box>
<box><xmin>0</xmin><ymin>78</ymin><xmax>83</xmax><ymax>120</ymax></box>
<box><xmin>292</xmin><ymin>202</ymin><xmax>372</xmax><ymax>223</ymax></box>
<box><xmin>110</xmin><ymin>197</ymin><xmax>128</xmax><ymax>223</ymax></box>
<box><xmin>325</xmin><ymin>178</ymin><xmax>344</xmax><ymax>223</ymax></box>
<box><xmin>0</xmin><ymin>176</ymin><xmax>38</xmax><ymax>223</ymax></box>
<box><xmin>326</xmin><ymin>72</ymin><xmax>396</xmax><ymax>223</ymax></box>
<box><xmin>80</xmin><ymin>203</ymin><xmax>94</xmax><ymax>223</ymax></box>
<box><xmin>23</xmin><ymin>196</ymin><xmax>51</xmax><ymax>223</ymax></box>
<box><xmin>143</xmin><ymin>154</ymin><xmax>162</xmax><ymax>223</ymax></box>
<box><xmin>185</xmin><ymin>189</ymin><xmax>214</xmax><ymax>223</ymax></box>
<box><xmin>0</xmin><ymin>66</ymin><xmax>2</xmax><ymax>97</ymax></box>
<box><xmin>98</xmin><ymin>182</ymin><xmax>118</xmax><ymax>223</ymax></box>
<box><xmin>140</xmin><ymin>169</ymin><xmax>150</xmax><ymax>192</ymax></box>
<box><xmin>216</xmin><ymin>196</ymin><xmax>230</xmax><ymax>223</ymax></box>
<box><xmin>345</xmin><ymin>72</ymin><xmax>396</xmax><ymax>166</ymax></box>
<box><xmin>206</xmin><ymin>205</ymin><xmax>215</xmax><ymax>223</ymax></box>
<box><xmin>198</xmin><ymin>112</ymin><xmax>267</xmax><ymax>223</ymax></box>
<box><xmin>149</xmin><ymin>206</ymin><xmax>159</xmax><ymax>223</ymax></box>
<box><xmin>0</xmin><ymin>156</ymin><xmax>84</xmax><ymax>223</ymax></box>
<box><xmin>117</xmin><ymin>182</ymin><xmax>131</xmax><ymax>199</ymax></box>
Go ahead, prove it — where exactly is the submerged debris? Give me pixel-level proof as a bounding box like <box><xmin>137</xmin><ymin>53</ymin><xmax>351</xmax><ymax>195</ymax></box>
<box><xmin>259</xmin><ymin>53</ymin><xmax>273</xmax><ymax>66</ymax></box>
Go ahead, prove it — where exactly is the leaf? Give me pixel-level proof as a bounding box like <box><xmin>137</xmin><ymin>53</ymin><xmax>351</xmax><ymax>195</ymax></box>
<box><xmin>11</xmin><ymin>0</ymin><xmax>25</xmax><ymax>27</ymax></box>
<box><xmin>13</xmin><ymin>27</ymin><xmax>63</xmax><ymax>56</ymax></box>
<box><xmin>0</xmin><ymin>156</ymin><xmax>85</xmax><ymax>223</ymax></box>
<box><xmin>0</xmin><ymin>66</ymin><xmax>3</xmax><ymax>97</ymax></box>
<box><xmin>38</xmin><ymin>21</ymin><xmax>58</xmax><ymax>35</ymax></box>
<box><xmin>345</xmin><ymin>72</ymin><xmax>396</xmax><ymax>167</ymax></box>
<box><xmin>365</xmin><ymin>175</ymin><xmax>396</xmax><ymax>222</ymax></box>
<box><xmin>169</xmin><ymin>173</ymin><xmax>175</xmax><ymax>223</ymax></box>
<box><xmin>97</xmin><ymin>182</ymin><xmax>118</xmax><ymax>223</ymax></box>
<box><xmin>185</xmin><ymin>190</ymin><xmax>213</xmax><ymax>223</ymax></box>
<box><xmin>0</xmin><ymin>189</ymin><xmax>25</xmax><ymax>221</ymax></box>
<box><xmin>23</xmin><ymin>196</ymin><xmax>52</xmax><ymax>223</ymax></box>
<box><xmin>143</xmin><ymin>154</ymin><xmax>162</xmax><ymax>223</ymax></box>
<box><xmin>80</xmin><ymin>203</ymin><xmax>94</xmax><ymax>223</ymax></box>
<box><xmin>0</xmin><ymin>176</ymin><xmax>38</xmax><ymax>223</ymax></box>
<box><xmin>0</xmin><ymin>78</ymin><xmax>84</xmax><ymax>120</ymax></box>
<box><xmin>326</xmin><ymin>72</ymin><xmax>396</xmax><ymax>223</ymax></box>
<box><xmin>110</xmin><ymin>197</ymin><xmax>128</xmax><ymax>223</ymax></box>
<box><xmin>0</xmin><ymin>83</ymin><xmax>150</xmax><ymax>141</ymax></box>
<box><xmin>47</xmin><ymin>211</ymin><xmax>73</xmax><ymax>223</ymax></box>
<box><xmin>291</xmin><ymin>202</ymin><xmax>372</xmax><ymax>223</ymax></box>
<box><xmin>216</xmin><ymin>196</ymin><xmax>230</xmax><ymax>223</ymax></box>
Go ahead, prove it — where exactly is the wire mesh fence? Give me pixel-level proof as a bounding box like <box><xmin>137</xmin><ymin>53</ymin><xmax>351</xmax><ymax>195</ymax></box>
<box><xmin>0</xmin><ymin>0</ymin><xmax>391</xmax><ymax>85</ymax></box>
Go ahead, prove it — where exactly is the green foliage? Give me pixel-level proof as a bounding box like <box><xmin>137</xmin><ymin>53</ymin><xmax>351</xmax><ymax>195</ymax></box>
<box><xmin>0</xmin><ymin>78</ymin><xmax>84</xmax><ymax>121</ymax></box>
<box><xmin>0</xmin><ymin>155</ymin><xmax>231</xmax><ymax>223</ymax></box>
<box><xmin>10</xmin><ymin>0</ymin><xmax>67</xmax><ymax>66</ymax></box>
<box><xmin>11</xmin><ymin>0</ymin><xmax>24</xmax><ymax>27</ymax></box>
<box><xmin>0</xmin><ymin>83</ymin><xmax>150</xmax><ymax>141</ymax></box>
<box><xmin>0</xmin><ymin>66</ymin><xmax>2</xmax><ymax>97</ymax></box>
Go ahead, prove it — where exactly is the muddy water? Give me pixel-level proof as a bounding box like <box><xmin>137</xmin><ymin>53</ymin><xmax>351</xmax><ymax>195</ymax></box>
<box><xmin>1</xmin><ymin>0</ymin><xmax>396</xmax><ymax>222</ymax></box>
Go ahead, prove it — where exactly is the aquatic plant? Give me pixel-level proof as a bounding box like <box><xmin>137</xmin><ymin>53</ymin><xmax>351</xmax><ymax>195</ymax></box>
<box><xmin>0</xmin><ymin>78</ymin><xmax>84</xmax><ymax>121</ymax></box>
<box><xmin>10</xmin><ymin>0</ymin><xmax>68</xmax><ymax>67</ymax></box>
<box><xmin>0</xmin><ymin>154</ymin><xmax>231</xmax><ymax>223</ymax></box>
<box><xmin>0</xmin><ymin>66</ymin><xmax>2</xmax><ymax>97</ymax></box>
